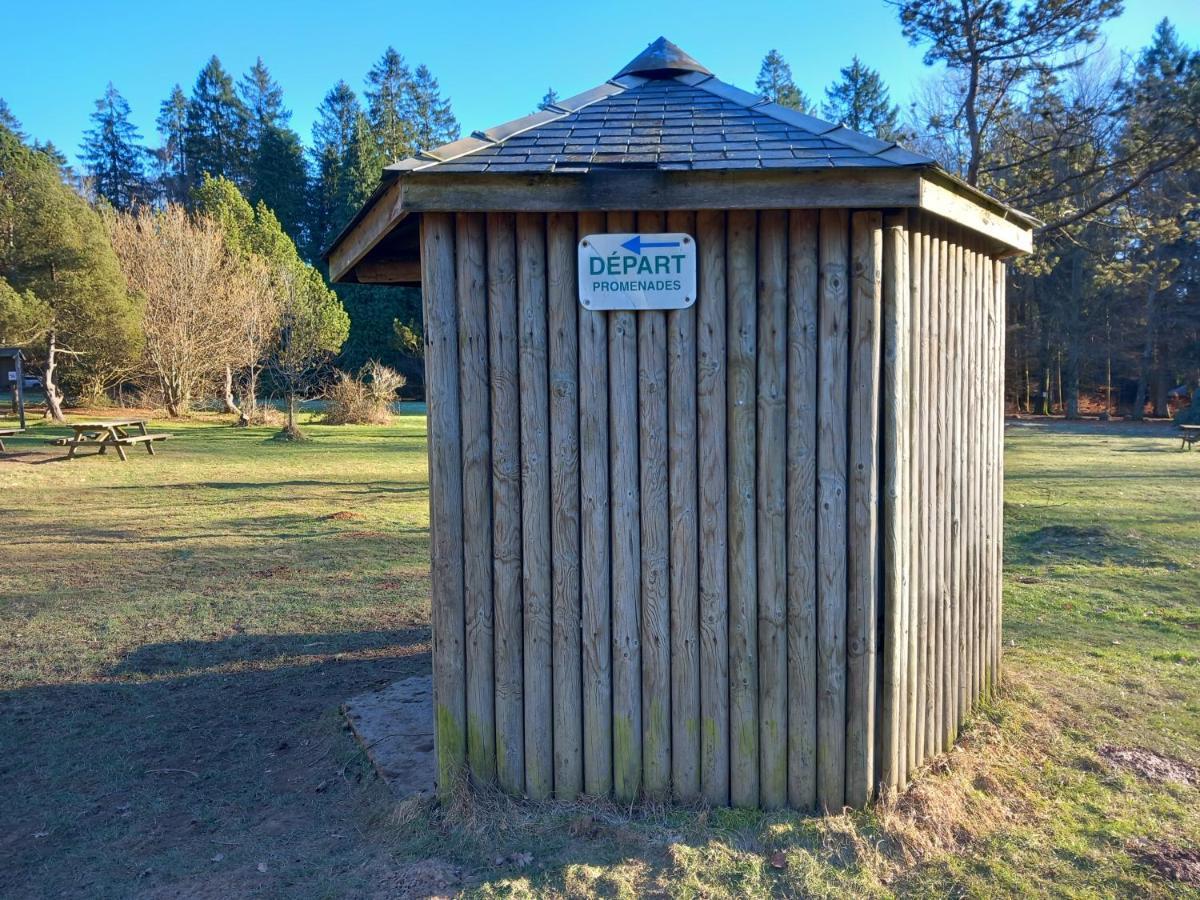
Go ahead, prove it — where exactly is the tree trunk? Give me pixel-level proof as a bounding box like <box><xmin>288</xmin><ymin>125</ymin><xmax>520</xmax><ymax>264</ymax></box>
<box><xmin>43</xmin><ymin>330</ymin><xmax>67</xmax><ymax>423</ymax></box>
<box><xmin>1132</xmin><ymin>279</ymin><xmax>1158</xmax><ymax>421</ymax></box>
<box><xmin>1152</xmin><ymin>339</ymin><xmax>1170</xmax><ymax>418</ymax></box>
<box><xmin>1064</xmin><ymin>255</ymin><xmax>1082</xmax><ymax>419</ymax></box>
<box><xmin>221</xmin><ymin>365</ymin><xmax>241</xmax><ymax>416</ymax></box>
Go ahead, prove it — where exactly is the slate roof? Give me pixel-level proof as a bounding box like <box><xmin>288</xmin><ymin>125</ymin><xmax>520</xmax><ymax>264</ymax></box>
<box><xmin>385</xmin><ymin>38</ymin><xmax>935</xmax><ymax>177</ymax></box>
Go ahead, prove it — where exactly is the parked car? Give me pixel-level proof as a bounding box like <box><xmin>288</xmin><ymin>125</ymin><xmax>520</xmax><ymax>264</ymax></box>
<box><xmin>22</xmin><ymin>374</ymin><xmax>43</xmax><ymax>391</ymax></box>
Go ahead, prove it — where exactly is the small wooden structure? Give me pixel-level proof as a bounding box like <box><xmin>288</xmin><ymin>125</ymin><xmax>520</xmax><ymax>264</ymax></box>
<box><xmin>327</xmin><ymin>38</ymin><xmax>1034</xmax><ymax>810</ymax></box>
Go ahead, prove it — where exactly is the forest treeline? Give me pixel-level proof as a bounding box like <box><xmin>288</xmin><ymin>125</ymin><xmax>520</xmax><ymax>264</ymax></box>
<box><xmin>2</xmin><ymin>2</ymin><xmax>1199</xmax><ymax>418</ymax></box>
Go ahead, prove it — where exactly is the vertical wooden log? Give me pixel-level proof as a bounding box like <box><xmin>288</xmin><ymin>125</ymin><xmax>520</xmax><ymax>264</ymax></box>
<box><xmin>921</xmin><ymin>225</ymin><xmax>931</xmax><ymax>768</ymax></box>
<box><xmin>846</xmin><ymin>212</ymin><xmax>882</xmax><ymax>807</ymax></box>
<box><xmin>488</xmin><ymin>213</ymin><xmax>524</xmax><ymax>795</ymax></box>
<box><xmin>697</xmin><ymin>209</ymin><xmax>730</xmax><ymax>806</ymax></box>
<box><xmin>921</xmin><ymin>225</ymin><xmax>940</xmax><ymax>763</ymax></box>
<box><xmin>608</xmin><ymin>210</ymin><xmax>642</xmax><ymax>803</ymax></box>
<box><xmin>964</xmin><ymin>247</ymin><xmax>974</xmax><ymax>710</ymax></box>
<box><xmin>457</xmin><ymin>213</ymin><xmax>495</xmax><ymax>785</ymax></box>
<box><xmin>974</xmin><ymin>247</ymin><xmax>984</xmax><ymax>705</ymax></box>
<box><xmin>880</xmin><ymin>211</ymin><xmax>909</xmax><ymax>795</ymax></box>
<box><xmin>517</xmin><ymin>213</ymin><xmax>553</xmax><ymax>800</ymax></box>
<box><xmin>757</xmin><ymin>209</ymin><xmax>788</xmax><ymax>810</ymax></box>
<box><xmin>902</xmin><ymin>218</ymin><xmax>921</xmax><ymax>782</ymax></box>
<box><xmin>547</xmin><ymin>212</ymin><xmax>582</xmax><ymax>799</ymax></box>
<box><xmin>787</xmin><ymin>210</ymin><xmax>820</xmax><ymax>809</ymax></box>
<box><xmin>817</xmin><ymin>209</ymin><xmax>849</xmax><ymax>812</ymax></box>
<box><xmin>953</xmin><ymin>237</ymin><xmax>967</xmax><ymax>733</ymax></box>
<box><xmin>959</xmin><ymin>240</ymin><xmax>973</xmax><ymax>721</ymax></box>
<box><xmin>727</xmin><ymin>209</ymin><xmax>759</xmax><ymax>807</ymax></box>
<box><xmin>421</xmin><ymin>213</ymin><xmax>466</xmax><ymax>797</ymax></box>
<box><xmin>637</xmin><ymin>210</ymin><xmax>671</xmax><ymax>799</ymax></box>
<box><xmin>979</xmin><ymin>247</ymin><xmax>992</xmax><ymax>702</ymax></box>
<box><xmin>940</xmin><ymin>226</ymin><xmax>950</xmax><ymax>753</ymax></box>
<box><xmin>993</xmin><ymin>256</ymin><xmax>1003</xmax><ymax>696</ymax></box>
<box><xmin>667</xmin><ymin>209</ymin><xmax>701</xmax><ymax>802</ymax></box>
<box><xmin>578</xmin><ymin>211</ymin><xmax>611</xmax><ymax>797</ymax></box>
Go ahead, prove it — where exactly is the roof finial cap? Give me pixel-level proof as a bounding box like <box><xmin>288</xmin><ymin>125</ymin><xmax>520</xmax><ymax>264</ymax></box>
<box><xmin>615</xmin><ymin>37</ymin><xmax>712</xmax><ymax>79</ymax></box>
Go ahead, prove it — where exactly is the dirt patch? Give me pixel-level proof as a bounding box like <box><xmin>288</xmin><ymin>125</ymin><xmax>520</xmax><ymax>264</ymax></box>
<box><xmin>368</xmin><ymin>858</ymin><xmax>464</xmax><ymax>899</ymax></box>
<box><xmin>1098</xmin><ymin>745</ymin><xmax>1198</xmax><ymax>786</ymax></box>
<box><xmin>323</xmin><ymin>511</ymin><xmax>361</xmax><ymax>521</ymax></box>
<box><xmin>250</xmin><ymin>565</ymin><xmax>291</xmax><ymax>579</ymax></box>
<box><xmin>1130</xmin><ymin>840</ymin><xmax>1200</xmax><ymax>886</ymax></box>
<box><xmin>340</xmin><ymin>530</ymin><xmax>388</xmax><ymax>539</ymax></box>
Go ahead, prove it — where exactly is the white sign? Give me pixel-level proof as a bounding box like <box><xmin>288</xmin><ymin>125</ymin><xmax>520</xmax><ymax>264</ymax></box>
<box><xmin>578</xmin><ymin>233</ymin><xmax>696</xmax><ymax>311</ymax></box>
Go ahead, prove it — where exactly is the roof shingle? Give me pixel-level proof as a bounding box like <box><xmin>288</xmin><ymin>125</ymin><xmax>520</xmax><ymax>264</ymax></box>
<box><xmin>383</xmin><ymin>39</ymin><xmax>937</xmax><ymax>178</ymax></box>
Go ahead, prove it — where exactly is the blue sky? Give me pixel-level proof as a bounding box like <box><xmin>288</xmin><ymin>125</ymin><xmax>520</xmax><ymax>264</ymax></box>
<box><xmin>2</xmin><ymin>0</ymin><xmax>1197</xmax><ymax>169</ymax></box>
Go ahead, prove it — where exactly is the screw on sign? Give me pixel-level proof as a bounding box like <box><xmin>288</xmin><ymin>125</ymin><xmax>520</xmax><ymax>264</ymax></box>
<box><xmin>577</xmin><ymin>232</ymin><xmax>697</xmax><ymax>311</ymax></box>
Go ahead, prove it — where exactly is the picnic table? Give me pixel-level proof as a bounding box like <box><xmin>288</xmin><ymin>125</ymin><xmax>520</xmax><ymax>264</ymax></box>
<box><xmin>1181</xmin><ymin>424</ymin><xmax>1200</xmax><ymax>450</ymax></box>
<box><xmin>0</xmin><ymin>427</ymin><xmax>23</xmax><ymax>451</ymax></box>
<box><xmin>59</xmin><ymin>419</ymin><xmax>171</xmax><ymax>461</ymax></box>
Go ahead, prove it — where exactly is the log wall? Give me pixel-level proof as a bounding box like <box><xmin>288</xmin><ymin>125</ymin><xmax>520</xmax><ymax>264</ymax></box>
<box><xmin>419</xmin><ymin>207</ymin><xmax>1006</xmax><ymax>808</ymax></box>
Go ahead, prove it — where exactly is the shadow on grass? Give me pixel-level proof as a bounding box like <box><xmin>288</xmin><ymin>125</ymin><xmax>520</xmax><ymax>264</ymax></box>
<box><xmin>0</xmin><ymin>629</ymin><xmax>430</xmax><ymax>899</ymax></box>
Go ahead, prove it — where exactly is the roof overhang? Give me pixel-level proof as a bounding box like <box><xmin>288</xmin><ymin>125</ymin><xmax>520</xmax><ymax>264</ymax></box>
<box><xmin>326</xmin><ymin>166</ymin><xmax>1035</xmax><ymax>284</ymax></box>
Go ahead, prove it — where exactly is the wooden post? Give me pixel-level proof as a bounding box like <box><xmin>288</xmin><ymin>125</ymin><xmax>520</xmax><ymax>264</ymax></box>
<box><xmin>934</xmin><ymin>222</ymin><xmax>948</xmax><ymax>754</ymax></box>
<box><xmin>547</xmin><ymin>211</ymin><xmax>582</xmax><ymax>799</ymax></box>
<box><xmin>696</xmin><ymin>209</ymin><xmax>730</xmax><ymax>806</ymax></box>
<box><xmin>846</xmin><ymin>211</ymin><xmax>882</xmax><ymax>807</ymax></box>
<box><xmin>608</xmin><ymin>210</ymin><xmax>642</xmax><ymax>803</ymax></box>
<box><xmin>995</xmin><ymin>260</ymin><xmax>1007</xmax><ymax>690</ymax></box>
<box><xmin>757</xmin><ymin>209</ymin><xmax>788</xmax><ymax>810</ymax></box>
<box><xmin>667</xmin><ymin>209</ymin><xmax>701</xmax><ymax>802</ymax></box>
<box><xmin>517</xmin><ymin>212</ymin><xmax>553</xmax><ymax>800</ymax></box>
<box><xmin>880</xmin><ymin>211</ymin><xmax>909</xmax><ymax>795</ymax></box>
<box><xmin>637</xmin><ymin>210</ymin><xmax>671</xmax><ymax>799</ymax></box>
<box><xmin>940</xmin><ymin>225</ymin><xmax>950</xmax><ymax>753</ymax></box>
<box><xmin>955</xmin><ymin>236</ymin><xmax>968</xmax><ymax>732</ymax></box>
<box><xmin>902</xmin><ymin>218</ymin><xmax>921</xmax><ymax>782</ymax></box>
<box><xmin>817</xmin><ymin>208</ymin><xmax>849</xmax><ymax>812</ymax></box>
<box><xmin>786</xmin><ymin>210</ymin><xmax>819</xmax><ymax>809</ymax></box>
<box><xmin>456</xmin><ymin>212</ymin><xmax>495</xmax><ymax>785</ymax></box>
<box><xmin>727</xmin><ymin>208</ymin><xmax>759</xmax><ymax>807</ymax></box>
<box><xmin>578</xmin><ymin>210</ymin><xmax>611</xmax><ymax>797</ymax></box>
<box><xmin>921</xmin><ymin>224</ymin><xmax>931</xmax><ymax>768</ymax></box>
<box><xmin>421</xmin><ymin>212</ymin><xmax>467</xmax><ymax>797</ymax></box>
<box><xmin>921</xmin><ymin>224</ymin><xmax>938</xmax><ymax>766</ymax></box>
<box><xmin>488</xmin><ymin>213</ymin><xmax>524</xmax><ymax>795</ymax></box>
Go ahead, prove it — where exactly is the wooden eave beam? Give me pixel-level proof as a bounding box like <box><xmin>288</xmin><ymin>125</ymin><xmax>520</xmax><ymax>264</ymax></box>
<box><xmin>917</xmin><ymin>174</ymin><xmax>1034</xmax><ymax>255</ymax></box>
<box><xmin>325</xmin><ymin>167</ymin><xmax>1034</xmax><ymax>284</ymax></box>
<box><xmin>327</xmin><ymin>177</ymin><xmax>407</xmax><ymax>282</ymax></box>
<box><xmin>354</xmin><ymin>258</ymin><xmax>422</xmax><ymax>284</ymax></box>
<box><xmin>390</xmin><ymin>168</ymin><xmax>922</xmax><ymax>214</ymax></box>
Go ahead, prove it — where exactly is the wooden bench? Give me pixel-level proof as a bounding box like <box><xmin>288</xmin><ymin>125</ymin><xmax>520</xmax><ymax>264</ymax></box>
<box><xmin>1181</xmin><ymin>425</ymin><xmax>1200</xmax><ymax>450</ymax></box>
<box><xmin>0</xmin><ymin>428</ymin><xmax>23</xmax><ymax>452</ymax></box>
<box><xmin>109</xmin><ymin>433</ymin><xmax>171</xmax><ymax>460</ymax></box>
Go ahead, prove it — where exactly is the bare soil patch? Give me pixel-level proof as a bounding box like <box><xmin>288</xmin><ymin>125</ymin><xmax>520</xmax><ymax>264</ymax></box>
<box><xmin>1098</xmin><ymin>745</ymin><xmax>1198</xmax><ymax>786</ymax></box>
<box><xmin>323</xmin><ymin>511</ymin><xmax>361</xmax><ymax>521</ymax></box>
<box><xmin>1130</xmin><ymin>840</ymin><xmax>1200</xmax><ymax>886</ymax></box>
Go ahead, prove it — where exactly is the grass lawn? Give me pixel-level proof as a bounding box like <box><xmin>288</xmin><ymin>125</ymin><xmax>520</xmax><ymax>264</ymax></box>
<box><xmin>0</xmin><ymin>413</ymin><xmax>1197</xmax><ymax>898</ymax></box>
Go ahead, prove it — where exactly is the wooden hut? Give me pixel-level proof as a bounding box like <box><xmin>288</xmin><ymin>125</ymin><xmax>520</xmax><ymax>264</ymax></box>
<box><xmin>326</xmin><ymin>38</ymin><xmax>1034</xmax><ymax>811</ymax></box>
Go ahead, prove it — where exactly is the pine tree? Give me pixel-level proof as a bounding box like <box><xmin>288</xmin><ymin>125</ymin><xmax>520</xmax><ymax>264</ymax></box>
<box><xmin>406</xmin><ymin>64</ymin><xmax>459</xmax><ymax>154</ymax></box>
<box><xmin>822</xmin><ymin>57</ymin><xmax>902</xmax><ymax>139</ymax></box>
<box><xmin>0</xmin><ymin>99</ymin><xmax>23</xmax><ymax>139</ymax></box>
<box><xmin>365</xmin><ymin>47</ymin><xmax>415</xmax><ymax>162</ymax></box>
<box><xmin>80</xmin><ymin>83</ymin><xmax>147</xmax><ymax>210</ymax></box>
<box><xmin>756</xmin><ymin>50</ymin><xmax>809</xmax><ymax>112</ymax></box>
<box><xmin>340</xmin><ymin>112</ymin><xmax>385</xmax><ymax>217</ymax></box>
<box><xmin>154</xmin><ymin>85</ymin><xmax>189</xmax><ymax>204</ymax></box>
<box><xmin>185</xmin><ymin>56</ymin><xmax>250</xmax><ymax>190</ymax></box>
<box><xmin>238</xmin><ymin>58</ymin><xmax>307</xmax><ymax>244</ymax></box>
<box><xmin>307</xmin><ymin>81</ymin><xmax>363</xmax><ymax>258</ymax></box>
<box><xmin>240</xmin><ymin>57</ymin><xmax>289</xmax><ymax>139</ymax></box>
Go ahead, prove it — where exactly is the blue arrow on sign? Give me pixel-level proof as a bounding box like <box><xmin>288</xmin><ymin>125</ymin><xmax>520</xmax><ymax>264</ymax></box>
<box><xmin>621</xmin><ymin>235</ymin><xmax>682</xmax><ymax>255</ymax></box>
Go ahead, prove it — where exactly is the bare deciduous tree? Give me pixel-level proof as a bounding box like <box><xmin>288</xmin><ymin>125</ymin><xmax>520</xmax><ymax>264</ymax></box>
<box><xmin>108</xmin><ymin>206</ymin><xmax>261</xmax><ymax>417</ymax></box>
